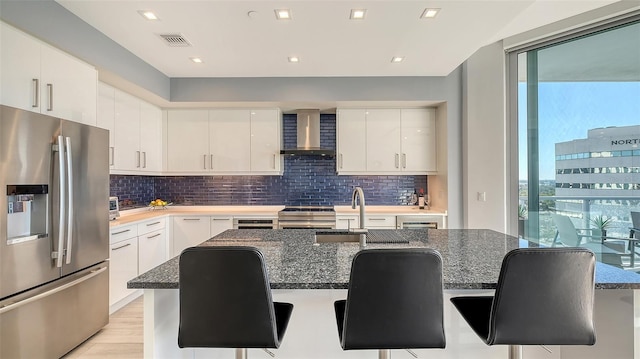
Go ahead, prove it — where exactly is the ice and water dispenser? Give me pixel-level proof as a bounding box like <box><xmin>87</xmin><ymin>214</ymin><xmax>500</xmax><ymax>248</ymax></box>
<box><xmin>6</xmin><ymin>185</ymin><xmax>48</xmax><ymax>245</ymax></box>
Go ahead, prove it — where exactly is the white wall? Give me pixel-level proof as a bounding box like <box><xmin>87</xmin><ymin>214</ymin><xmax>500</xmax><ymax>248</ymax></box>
<box><xmin>462</xmin><ymin>41</ymin><xmax>507</xmax><ymax>231</ymax></box>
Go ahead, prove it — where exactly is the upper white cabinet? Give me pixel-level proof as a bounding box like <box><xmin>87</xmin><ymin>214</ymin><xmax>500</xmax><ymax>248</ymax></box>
<box><xmin>366</xmin><ymin>109</ymin><xmax>402</xmax><ymax>172</ymax></box>
<box><xmin>0</xmin><ymin>22</ymin><xmax>97</xmax><ymax>125</ymax></box>
<box><xmin>209</xmin><ymin>110</ymin><xmax>251</xmax><ymax>172</ymax></box>
<box><xmin>166</xmin><ymin>108</ymin><xmax>281</xmax><ymax>175</ymax></box>
<box><xmin>401</xmin><ymin>108</ymin><xmax>436</xmax><ymax>172</ymax></box>
<box><xmin>166</xmin><ymin>109</ymin><xmax>211</xmax><ymax>172</ymax></box>
<box><xmin>97</xmin><ymin>83</ymin><xmax>116</xmax><ymax>167</ymax></box>
<box><xmin>337</xmin><ymin>109</ymin><xmax>367</xmax><ymax>172</ymax></box>
<box><xmin>337</xmin><ymin>108</ymin><xmax>437</xmax><ymax>174</ymax></box>
<box><xmin>250</xmin><ymin>109</ymin><xmax>282</xmax><ymax>172</ymax></box>
<box><xmin>98</xmin><ymin>83</ymin><xmax>162</xmax><ymax>174</ymax></box>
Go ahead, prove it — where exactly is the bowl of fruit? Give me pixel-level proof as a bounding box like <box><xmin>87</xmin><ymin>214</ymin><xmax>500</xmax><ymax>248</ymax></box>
<box><xmin>149</xmin><ymin>199</ymin><xmax>171</xmax><ymax>210</ymax></box>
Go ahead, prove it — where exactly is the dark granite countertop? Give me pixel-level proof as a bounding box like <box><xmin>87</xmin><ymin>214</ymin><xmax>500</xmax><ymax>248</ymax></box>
<box><xmin>128</xmin><ymin>229</ymin><xmax>640</xmax><ymax>290</ymax></box>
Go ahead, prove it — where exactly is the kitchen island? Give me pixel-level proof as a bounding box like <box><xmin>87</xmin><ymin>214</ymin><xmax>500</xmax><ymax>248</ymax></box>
<box><xmin>129</xmin><ymin>229</ymin><xmax>640</xmax><ymax>359</ymax></box>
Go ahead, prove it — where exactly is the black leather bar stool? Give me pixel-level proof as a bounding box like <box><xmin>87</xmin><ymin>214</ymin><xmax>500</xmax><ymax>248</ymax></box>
<box><xmin>178</xmin><ymin>246</ymin><xmax>293</xmax><ymax>359</ymax></box>
<box><xmin>334</xmin><ymin>248</ymin><xmax>446</xmax><ymax>359</ymax></box>
<box><xmin>450</xmin><ymin>248</ymin><xmax>596</xmax><ymax>359</ymax></box>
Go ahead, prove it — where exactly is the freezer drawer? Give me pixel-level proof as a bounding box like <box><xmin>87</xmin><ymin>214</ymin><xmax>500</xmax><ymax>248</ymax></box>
<box><xmin>0</xmin><ymin>262</ymin><xmax>109</xmax><ymax>359</ymax></box>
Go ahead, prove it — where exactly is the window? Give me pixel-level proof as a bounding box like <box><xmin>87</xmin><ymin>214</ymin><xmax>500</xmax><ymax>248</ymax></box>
<box><xmin>512</xmin><ymin>18</ymin><xmax>640</xmax><ymax>245</ymax></box>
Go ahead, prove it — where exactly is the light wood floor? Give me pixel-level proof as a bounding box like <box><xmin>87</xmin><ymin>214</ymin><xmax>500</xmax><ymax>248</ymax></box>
<box><xmin>62</xmin><ymin>297</ymin><xmax>143</xmax><ymax>359</ymax></box>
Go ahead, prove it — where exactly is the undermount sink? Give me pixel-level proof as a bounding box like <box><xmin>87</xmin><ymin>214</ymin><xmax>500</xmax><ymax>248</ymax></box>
<box><xmin>314</xmin><ymin>231</ymin><xmax>365</xmax><ymax>243</ymax></box>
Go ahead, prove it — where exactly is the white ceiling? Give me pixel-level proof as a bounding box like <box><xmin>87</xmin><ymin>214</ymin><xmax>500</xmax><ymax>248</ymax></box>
<box><xmin>56</xmin><ymin>0</ymin><xmax>619</xmax><ymax>78</ymax></box>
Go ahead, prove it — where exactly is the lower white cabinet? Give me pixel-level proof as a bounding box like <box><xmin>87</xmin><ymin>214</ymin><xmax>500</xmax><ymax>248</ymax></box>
<box><xmin>109</xmin><ymin>236</ymin><xmax>138</xmax><ymax>307</ymax></box>
<box><xmin>172</xmin><ymin>216</ymin><xmax>211</xmax><ymax>258</ymax></box>
<box><xmin>364</xmin><ymin>215</ymin><xmax>397</xmax><ymax>229</ymax></box>
<box><xmin>138</xmin><ymin>229</ymin><xmax>166</xmax><ymax>274</ymax></box>
<box><xmin>336</xmin><ymin>215</ymin><xmax>359</xmax><ymax>230</ymax></box>
<box><xmin>210</xmin><ymin>216</ymin><xmax>233</xmax><ymax>237</ymax></box>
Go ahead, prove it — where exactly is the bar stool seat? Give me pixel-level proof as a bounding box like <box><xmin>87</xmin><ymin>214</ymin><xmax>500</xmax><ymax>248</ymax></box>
<box><xmin>178</xmin><ymin>246</ymin><xmax>293</xmax><ymax>359</ymax></box>
<box><xmin>334</xmin><ymin>248</ymin><xmax>446</xmax><ymax>359</ymax></box>
<box><xmin>450</xmin><ymin>248</ymin><xmax>596</xmax><ymax>359</ymax></box>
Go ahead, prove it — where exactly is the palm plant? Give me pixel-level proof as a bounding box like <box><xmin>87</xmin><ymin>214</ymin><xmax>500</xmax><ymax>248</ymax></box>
<box><xmin>590</xmin><ymin>214</ymin><xmax>613</xmax><ymax>240</ymax></box>
<box><xmin>518</xmin><ymin>204</ymin><xmax>527</xmax><ymax>219</ymax></box>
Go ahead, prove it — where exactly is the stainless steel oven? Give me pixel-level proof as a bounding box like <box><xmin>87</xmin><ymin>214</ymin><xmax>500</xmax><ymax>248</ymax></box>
<box><xmin>233</xmin><ymin>218</ymin><xmax>277</xmax><ymax>229</ymax></box>
<box><xmin>278</xmin><ymin>206</ymin><xmax>336</xmax><ymax>229</ymax></box>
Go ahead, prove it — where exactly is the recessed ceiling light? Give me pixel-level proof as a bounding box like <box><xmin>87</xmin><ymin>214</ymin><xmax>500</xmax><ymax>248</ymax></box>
<box><xmin>275</xmin><ymin>9</ymin><xmax>291</xmax><ymax>20</ymax></box>
<box><xmin>288</xmin><ymin>56</ymin><xmax>300</xmax><ymax>63</ymax></box>
<box><xmin>190</xmin><ymin>57</ymin><xmax>203</xmax><ymax>63</ymax></box>
<box><xmin>350</xmin><ymin>9</ymin><xmax>367</xmax><ymax>20</ymax></box>
<box><xmin>421</xmin><ymin>8</ymin><xmax>440</xmax><ymax>18</ymax></box>
<box><xmin>138</xmin><ymin>10</ymin><xmax>159</xmax><ymax>21</ymax></box>
<box><xmin>391</xmin><ymin>57</ymin><xmax>404</xmax><ymax>63</ymax></box>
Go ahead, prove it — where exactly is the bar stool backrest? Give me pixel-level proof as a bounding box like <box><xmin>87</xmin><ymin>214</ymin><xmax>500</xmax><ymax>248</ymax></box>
<box><xmin>341</xmin><ymin>248</ymin><xmax>446</xmax><ymax>350</ymax></box>
<box><xmin>178</xmin><ymin>246</ymin><xmax>280</xmax><ymax>349</ymax></box>
<box><xmin>488</xmin><ymin>248</ymin><xmax>596</xmax><ymax>346</ymax></box>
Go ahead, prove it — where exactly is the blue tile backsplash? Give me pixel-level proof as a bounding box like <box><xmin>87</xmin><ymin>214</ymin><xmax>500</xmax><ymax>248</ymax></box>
<box><xmin>110</xmin><ymin>114</ymin><xmax>427</xmax><ymax>209</ymax></box>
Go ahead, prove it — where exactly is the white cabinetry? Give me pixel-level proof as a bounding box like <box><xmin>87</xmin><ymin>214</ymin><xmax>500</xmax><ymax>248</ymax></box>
<box><xmin>98</xmin><ymin>83</ymin><xmax>162</xmax><ymax>173</ymax></box>
<box><xmin>109</xmin><ymin>224</ymin><xmax>139</xmax><ymax>308</ymax></box>
<box><xmin>336</xmin><ymin>214</ymin><xmax>359</xmax><ymax>230</ymax></box>
<box><xmin>0</xmin><ymin>22</ymin><xmax>97</xmax><ymax>125</ymax></box>
<box><xmin>364</xmin><ymin>215</ymin><xmax>397</xmax><ymax>229</ymax></box>
<box><xmin>172</xmin><ymin>216</ymin><xmax>211</xmax><ymax>258</ymax></box>
<box><xmin>336</xmin><ymin>108</ymin><xmax>437</xmax><ymax>174</ymax></box>
<box><xmin>209</xmin><ymin>110</ymin><xmax>251</xmax><ymax>172</ymax></box>
<box><xmin>166</xmin><ymin>109</ymin><xmax>210</xmax><ymax>172</ymax></box>
<box><xmin>97</xmin><ymin>83</ymin><xmax>116</xmax><ymax>167</ymax></box>
<box><xmin>210</xmin><ymin>216</ymin><xmax>233</xmax><ymax>237</ymax></box>
<box><xmin>401</xmin><ymin>109</ymin><xmax>437</xmax><ymax>172</ymax></box>
<box><xmin>336</xmin><ymin>109</ymin><xmax>367</xmax><ymax>172</ymax></box>
<box><xmin>250</xmin><ymin>109</ymin><xmax>282</xmax><ymax>172</ymax></box>
<box><xmin>137</xmin><ymin>219</ymin><xmax>167</xmax><ymax>274</ymax></box>
<box><xmin>166</xmin><ymin>109</ymin><xmax>281</xmax><ymax>174</ymax></box>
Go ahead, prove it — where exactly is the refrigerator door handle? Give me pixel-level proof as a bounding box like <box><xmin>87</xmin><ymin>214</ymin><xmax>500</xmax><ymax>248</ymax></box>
<box><xmin>65</xmin><ymin>137</ymin><xmax>74</xmax><ymax>265</ymax></box>
<box><xmin>0</xmin><ymin>266</ymin><xmax>107</xmax><ymax>315</ymax></box>
<box><xmin>55</xmin><ymin>136</ymin><xmax>66</xmax><ymax>268</ymax></box>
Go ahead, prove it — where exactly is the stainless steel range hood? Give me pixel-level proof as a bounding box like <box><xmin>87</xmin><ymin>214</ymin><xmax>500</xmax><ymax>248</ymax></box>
<box><xmin>280</xmin><ymin>110</ymin><xmax>336</xmax><ymax>156</ymax></box>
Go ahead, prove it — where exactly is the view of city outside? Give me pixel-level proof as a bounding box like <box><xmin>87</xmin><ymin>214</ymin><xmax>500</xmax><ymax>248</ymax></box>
<box><xmin>517</xmin><ymin>21</ymin><xmax>640</xmax><ymax>259</ymax></box>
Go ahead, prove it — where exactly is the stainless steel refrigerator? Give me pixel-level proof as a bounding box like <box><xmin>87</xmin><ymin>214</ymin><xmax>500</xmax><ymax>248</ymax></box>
<box><xmin>0</xmin><ymin>105</ymin><xmax>109</xmax><ymax>358</ymax></box>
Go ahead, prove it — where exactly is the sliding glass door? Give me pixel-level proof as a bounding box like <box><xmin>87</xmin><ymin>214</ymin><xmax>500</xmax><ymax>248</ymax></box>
<box><xmin>512</xmin><ymin>19</ymin><xmax>640</xmax><ymax>265</ymax></box>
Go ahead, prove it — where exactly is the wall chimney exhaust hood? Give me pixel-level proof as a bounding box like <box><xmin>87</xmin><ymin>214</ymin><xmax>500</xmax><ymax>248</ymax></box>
<box><xmin>280</xmin><ymin>109</ymin><xmax>335</xmax><ymax>156</ymax></box>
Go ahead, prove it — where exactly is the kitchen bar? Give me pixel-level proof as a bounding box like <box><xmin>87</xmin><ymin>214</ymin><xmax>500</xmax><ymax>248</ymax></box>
<box><xmin>129</xmin><ymin>229</ymin><xmax>640</xmax><ymax>358</ymax></box>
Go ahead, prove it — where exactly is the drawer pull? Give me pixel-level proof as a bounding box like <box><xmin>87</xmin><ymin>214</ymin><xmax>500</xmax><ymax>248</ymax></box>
<box><xmin>369</xmin><ymin>218</ymin><xmax>387</xmax><ymax>221</ymax></box>
<box><xmin>111</xmin><ymin>229</ymin><xmax>131</xmax><ymax>235</ymax></box>
<box><xmin>212</xmin><ymin>218</ymin><xmax>230</xmax><ymax>221</ymax></box>
<box><xmin>183</xmin><ymin>218</ymin><xmax>201</xmax><ymax>221</ymax></box>
<box><xmin>146</xmin><ymin>233</ymin><xmax>162</xmax><ymax>239</ymax></box>
<box><xmin>146</xmin><ymin>221</ymin><xmax>161</xmax><ymax>226</ymax></box>
<box><xmin>112</xmin><ymin>243</ymin><xmax>131</xmax><ymax>251</ymax></box>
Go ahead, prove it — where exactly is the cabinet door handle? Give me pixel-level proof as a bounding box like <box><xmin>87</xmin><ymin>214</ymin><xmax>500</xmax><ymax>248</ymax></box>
<box><xmin>143</xmin><ymin>151</ymin><xmax>147</xmax><ymax>168</ymax></box>
<box><xmin>203</xmin><ymin>154</ymin><xmax>207</xmax><ymax>169</ymax></box>
<box><xmin>369</xmin><ymin>218</ymin><xmax>386</xmax><ymax>221</ymax></box>
<box><xmin>32</xmin><ymin>79</ymin><xmax>39</xmax><ymax>108</ymax></box>
<box><xmin>109</xmin><ymin>147</ymin><xmax>115</xmax><ymax>166</ymax></box>
<box><xmin>339</xmin><ymin>153</ymin><xmax>343</xmax><ymax>169</ymax></box>
<box><xmin>146</xmin><ymin>233</ymin><xmax>162</xmax><ymax>239</ymax></box>
<box><xmin>111</xmin><ymin>229</ymin><xmax>131</xmax><ymax>235</ymax></box>
<box><xmin>146</xmin><ymin>221</ymin><xmax>161</xmax><ymax>226</ymax></box>
<box><xmin>273</xmin><ymin>154</ymin><xmax>276</xmax><ymax>169</ymax></box>
<box><xmin>112</xmin><ymin>243</ymin><xmax>131</xmax><ymax>251</ymax></box>
<box><xmin>211</xmin><ymin>218</ymin><xmax>230</xmax><ymax>221</ymax></box>
<box><xmin>183</xmin><ymin>218</ymin><xmax>201</xmax><ymax>221</ymax></box>
<box><xmin>395</xmin><ymin>153</ymin><xmax>399</xmax><ymax>168</ymax></box>
<box><xmin>46</xmin><ymin>83</ymin><xmax>53</xmax><ymax>111</ymax></box>
<box><xmin>402</xmin><ymin>153</ymin><xmax>407</xmax><ymax>169</ymax></box>
<box><xmin>210</xmin><ymin>154</ymin><xmax>214</xmax><ymax>170</ymax></box>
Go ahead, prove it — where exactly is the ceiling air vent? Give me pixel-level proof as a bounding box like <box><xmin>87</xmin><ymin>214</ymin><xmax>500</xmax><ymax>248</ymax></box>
<box><xmin>158</xmin><ymin>34</ymin><xmax>191</xmax><ymax>47</ymax></box>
